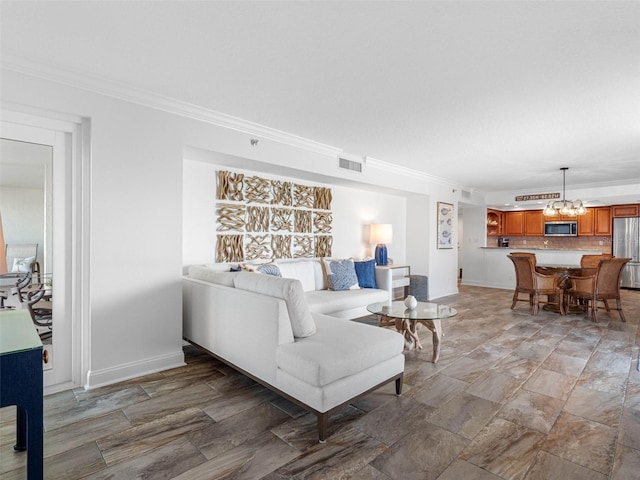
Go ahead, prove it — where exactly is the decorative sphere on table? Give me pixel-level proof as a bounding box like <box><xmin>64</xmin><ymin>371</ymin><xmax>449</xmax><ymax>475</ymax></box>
<box><xmin>404</xmin><ymin>295</ymin><xmax>417</xmax><ymax>310</ymax></box>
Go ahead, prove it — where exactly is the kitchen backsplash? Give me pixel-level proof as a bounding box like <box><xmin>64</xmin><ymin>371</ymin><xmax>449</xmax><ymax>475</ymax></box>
<box><xmin>487</xmin><ymin>235</ymin><xmax>613</xmax><ymax>254</ymax></box>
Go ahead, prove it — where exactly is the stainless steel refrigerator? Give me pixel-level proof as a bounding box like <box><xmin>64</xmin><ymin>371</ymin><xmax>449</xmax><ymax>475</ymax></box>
<box><xmin>613</xmin><ymin>217</ymin><xmax>640</xmax><ymax>288</ymax></box>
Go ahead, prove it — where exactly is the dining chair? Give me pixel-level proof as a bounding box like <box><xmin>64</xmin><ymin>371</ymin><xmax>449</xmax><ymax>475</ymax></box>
<box><xmin>566</xmin><ymin>257</ymin><xmax>631</xmax><ymax>322</ymax></box>
<box><xmin>508</xmin><ymin>253</ymin><xmax>565</xmax><ymax>315</ymax></box>
<box><xmin>5</xmin><ymin>243</ymin><xmax>40</xmax><ymax>280</ymax></box>
<box><xmin>580</xmin><ymin>254</ymin><xmax>614</xmax><ymax>269</ymax></box>
<box><xmin>510</xmin><ymin>252</ymin><xmax>537</xmax><ymax>264</ymax></box>
<box><xmin>16</xmin><ymin>275</ymin><xmax>53</xmax><ymax>340</ymax></box>
<box><xmin>0</xmin><ymin>271</ymin><xmax>31</xmax><ymax>309</ymax></box>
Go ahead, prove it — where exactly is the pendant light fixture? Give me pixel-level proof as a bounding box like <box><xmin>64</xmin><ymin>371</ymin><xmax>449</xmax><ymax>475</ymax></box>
<box><xmin>543</xmin><ymin>167</ymin><xmax>587</xmax><ymax>216</ymax></box>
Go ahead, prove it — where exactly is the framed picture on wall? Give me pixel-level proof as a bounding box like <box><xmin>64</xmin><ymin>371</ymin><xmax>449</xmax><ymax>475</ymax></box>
<box><xmin>437</xmin><ymin>202</ymin><xmax>454</xmax><ymax>249</ymax></box>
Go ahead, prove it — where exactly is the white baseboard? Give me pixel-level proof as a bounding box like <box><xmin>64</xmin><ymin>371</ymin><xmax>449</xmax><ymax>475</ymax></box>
<box><xmin>84</xmin><ymin>350</ymin><xmax>185</xmax><ymax>390</ymax></box>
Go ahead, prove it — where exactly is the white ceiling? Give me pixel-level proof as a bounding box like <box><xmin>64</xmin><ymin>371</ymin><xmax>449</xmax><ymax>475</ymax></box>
<box><xmin>2</xmin><ymin>1</ymin><xmax>640</xmax><ymax>201</ymax></box>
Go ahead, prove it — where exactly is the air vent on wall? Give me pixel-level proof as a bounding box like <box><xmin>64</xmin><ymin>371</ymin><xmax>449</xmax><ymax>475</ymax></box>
<box><xmin>462</xmin><ymin>190</ymin><xmax>471</xmax><ymax>199</ymax></box>
<box><xmin>338</xmin><ymin>155</ymin><xmax>363</xmax><ymax>173</ymax></box>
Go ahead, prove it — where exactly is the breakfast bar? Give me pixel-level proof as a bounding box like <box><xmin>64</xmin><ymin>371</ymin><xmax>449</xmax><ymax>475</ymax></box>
<box><xmin>463</xmin><ymin>247</ymin><xmax>603</xmax><ymax>290</ymax></box>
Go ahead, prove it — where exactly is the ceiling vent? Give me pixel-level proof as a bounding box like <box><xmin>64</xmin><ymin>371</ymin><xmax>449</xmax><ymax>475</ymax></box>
<box><xmin>338</xmin><ymin>154</ymin><xmax>363</xmax><ymax>173</ymax></box>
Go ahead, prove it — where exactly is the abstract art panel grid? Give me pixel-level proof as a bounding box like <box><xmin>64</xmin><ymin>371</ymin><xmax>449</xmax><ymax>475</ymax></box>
<box><xmin>215</xmin><ymin>170</ymin><xmax>332</xmax><ymax>261</ymax></box>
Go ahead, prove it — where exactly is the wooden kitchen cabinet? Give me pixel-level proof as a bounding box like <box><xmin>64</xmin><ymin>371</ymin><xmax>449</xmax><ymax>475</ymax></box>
<box><xmin>504</xmin><ymin>211</ymin><xmax>524</xmax><ymax>235</ymax></box>
<box><xmin>612</xmin><ymin>204</ymin><xmax>640</xmax><ymax>217</ymax></box>
<box><xmin>524</xmin><ymin>210</ymin><xmax>544</xmax><ymax>235</ymax></box>
<box><xmin>577</xmin><ymin>209</ymin><xmax>595</xmax><ymax>236</ymax></box>
<box><xmin>594</xmin><ymin>207</ymin><xmax>612</xmax><ymax>235</ymax></box>
<box><xmin>486</xmin><ymin>209</ymin><xmax>502</xmax><ymax>236</ymax></box>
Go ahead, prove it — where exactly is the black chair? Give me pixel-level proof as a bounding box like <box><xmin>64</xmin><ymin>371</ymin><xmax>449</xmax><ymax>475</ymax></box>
<box><xmin>16</xmin><ymin>275</ymin><xmax>53</xmax><ymax>340</ymax></box>
<box><xmin>0</xmin><ymin>272</ymin><xmax>31</xmax><ymax>309</ymax></box>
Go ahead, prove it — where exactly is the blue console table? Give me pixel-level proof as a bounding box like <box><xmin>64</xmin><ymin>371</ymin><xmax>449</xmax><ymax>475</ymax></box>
<box><xmin>0</xmin><ymin>310</ymin><xmax>43</xmax><ymax>479</ymax></box>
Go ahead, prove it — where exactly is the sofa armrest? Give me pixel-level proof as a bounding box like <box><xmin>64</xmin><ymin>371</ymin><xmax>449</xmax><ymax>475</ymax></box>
<box><xmin>183</xmin><ymin>277</ymin><xmax>294</xmax><ymax>384</ymax></box>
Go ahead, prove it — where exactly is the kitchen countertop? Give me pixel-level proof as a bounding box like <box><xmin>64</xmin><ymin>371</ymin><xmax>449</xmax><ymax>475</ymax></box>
<box><xmin>481</xmin><ymin>247</ymin><xmax>604</xmax><ymax>252</ymax></box>
<box><xmin>463</xmin><ymin>247</ymin><xmax>603</xmax><ymax>290</ymax></box>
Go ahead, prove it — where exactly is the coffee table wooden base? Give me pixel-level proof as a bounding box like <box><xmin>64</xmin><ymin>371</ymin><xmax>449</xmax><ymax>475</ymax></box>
<box><xmin>378</xmin><ymin>316</ymin><xmax>442</xmax><ymax>363</ymax></box>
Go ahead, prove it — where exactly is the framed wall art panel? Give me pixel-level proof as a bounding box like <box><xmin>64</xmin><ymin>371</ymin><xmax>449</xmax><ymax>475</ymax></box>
<box><xmin>437</xmin><ymin>202</ymin><xmax>454</xmax><ymax>249</ymax></box>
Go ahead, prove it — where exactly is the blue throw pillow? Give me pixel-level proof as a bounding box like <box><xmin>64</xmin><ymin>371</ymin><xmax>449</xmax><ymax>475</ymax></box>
<box><xmin>257</xmin><ymin>264</ymin><xmax>282</xmax><ymax>277</ymax></box>
<box><xmin>328</xmin><ymin>259</ymin><xmax>360</xmax><ymax>291</ymax></box>
<box><xmin>354</xmin><ymin>259</ymin><xmax>377</xmax><ymax>288</ymax></box>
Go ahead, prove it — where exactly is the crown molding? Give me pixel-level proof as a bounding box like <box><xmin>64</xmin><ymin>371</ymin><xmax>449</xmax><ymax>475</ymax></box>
<box><xmin>1</xmin><ymin>54</ymin><xmax>342</xmax><ymax>158</ymax></box>
<box><xmin>1</xmin><ymin>54</ymin><xmax>467</xmax><ymax>190</ymax></box>
<box><xmin>365</xmin><ymin>156</ymin><xmax>465</xmax><ymax>189</ymax></box>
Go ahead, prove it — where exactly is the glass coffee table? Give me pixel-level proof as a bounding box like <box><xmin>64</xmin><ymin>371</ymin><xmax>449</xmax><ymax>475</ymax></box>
<box><xmin>367</xmin><ymin>301</ymin><xmax>458</xmax><ymax>363</ymax></box>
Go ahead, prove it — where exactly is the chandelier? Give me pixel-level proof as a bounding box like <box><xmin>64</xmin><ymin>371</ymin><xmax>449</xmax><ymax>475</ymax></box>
<box><xmin>542</xmin><ymin>167</ymin><xmax>587</xmax><ymax>216</ymax></box>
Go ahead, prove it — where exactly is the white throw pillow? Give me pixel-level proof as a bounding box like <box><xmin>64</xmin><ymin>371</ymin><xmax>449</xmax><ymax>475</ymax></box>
<box><xmin>11</xmin><ymin>256</ymin><xmax>35</xmax><ymax>273</ymax></box>
<box><xmin>277</xmin><ymin>260</ymin><xmax>317</xmax><ymax>292</ymax></box>
<box><xmin>233</xmin><ymin>272</ymin><xmax>316</xmax><ymax>338</ymax></box>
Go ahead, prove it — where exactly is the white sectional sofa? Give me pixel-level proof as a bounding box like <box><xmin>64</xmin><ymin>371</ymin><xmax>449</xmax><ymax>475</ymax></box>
<box><xmin>182</xmin><ymin>259</ymin><xmax>405</xmax><ymax>442</ymax></box>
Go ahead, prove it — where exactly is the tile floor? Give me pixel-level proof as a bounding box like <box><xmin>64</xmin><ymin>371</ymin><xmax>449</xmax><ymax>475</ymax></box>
<box><xmin>1</xmin><ymin>285</ymin><xmax>639</xmax><ymax>479</ymax></box>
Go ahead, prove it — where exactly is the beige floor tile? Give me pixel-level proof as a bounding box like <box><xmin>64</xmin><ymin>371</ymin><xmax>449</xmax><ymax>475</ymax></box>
<box><xmin>370</xmin><ymin>424</ymin><xmax>468</xmax><ymax>480</ymax></box>
<box><xmin>563</xmin><ymin>385</ymin><xmax>624</xmax><ymax>428</ymax></box>
<box><xmin>405</xmin><ymin>373</ymin><xmax>468</xmax><ymax>408</ymax></box>
<box><xmin>460</xmin><ymin>417</ymin><xmax>545</xmax><ymax>480</ymax></box>
<box><xmin>523</xmin><ymin>368</ymin><xmax>576</xmax><ymax>400</ymax></box>
<box><xmin>498</xmin><ymin>389</ymin><xmax>564</xmax><ymax>434</ymax></box>
<box><xmin>466</xmin><ymin>370</ymin><xmax>524</xmax><ymax>404</ymax></box>
<box><xmin>611</xmin><ymin>444</ymin><xmax>640</xmax><ymax>480</ymax></box>
<box><xmin>619</xmin><ymin>408</ymin><xmax>640</xmax><ymax>450</ymax></box>
<box><xmin>427</xmin><ymin>392</ymin><xmax>502</xmax><ymax>440</ymax></box>
<box><xmin>543</xmin><ymin>412</ymin><xmax>617</xmax><ymax>475</ymax></box>
<box><xmin>524</xmin><ymin>451</ymin><xmax>607</xmax><ymax>480</ymax></box>
<box><xmin>542</xmin><ymin>352</ymin><xmax>589</xmax><ymax>377</ymax></box>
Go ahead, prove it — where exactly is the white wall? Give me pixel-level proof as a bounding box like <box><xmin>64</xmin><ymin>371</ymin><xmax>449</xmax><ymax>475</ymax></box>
<box><xmin>183</xmin><ymin>157</ymin><xmax>407</xmax><ymax>265</ymax></box>
<box><xmin>460</xmin><ymin>205</ymin><xmax>488</xmax><ymax>287</ymax></box>
<box><xmin>2</xmin><ymin>67</ymin><xmax>461</xmax><ymax>389</ymax></box>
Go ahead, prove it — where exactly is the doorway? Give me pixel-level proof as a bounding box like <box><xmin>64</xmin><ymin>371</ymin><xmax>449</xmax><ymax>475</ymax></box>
<box><xmin>1</xmin><ymin>113</ymin><xmax>89</xmax><ymax>394</ymax></box>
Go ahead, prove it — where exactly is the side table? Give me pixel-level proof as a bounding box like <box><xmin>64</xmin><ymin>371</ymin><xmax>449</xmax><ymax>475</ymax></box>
<box><xmin>0</xmin><ymin>310</ymin><xmax>44</xmax><ymax>479</ymax></box>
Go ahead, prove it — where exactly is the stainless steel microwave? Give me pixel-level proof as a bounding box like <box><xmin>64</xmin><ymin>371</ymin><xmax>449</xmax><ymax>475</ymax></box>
<box><xmin>544</xmin><ymin>221</ymin><xmax>578</xmax><ymax>236</ymax></box>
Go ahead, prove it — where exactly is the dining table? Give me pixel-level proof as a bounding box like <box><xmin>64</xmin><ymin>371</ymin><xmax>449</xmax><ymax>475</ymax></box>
<box><xmin>535</xmin><ymin>263</ymin><xmax>588</xmax><ymax>314</ymax></box>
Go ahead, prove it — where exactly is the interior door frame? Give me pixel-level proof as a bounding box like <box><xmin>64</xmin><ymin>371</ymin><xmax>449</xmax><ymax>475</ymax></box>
<box><xmin>1</xmin><ymin>106</ymin><xmax>91</xmax><ymax>394</ymax></box>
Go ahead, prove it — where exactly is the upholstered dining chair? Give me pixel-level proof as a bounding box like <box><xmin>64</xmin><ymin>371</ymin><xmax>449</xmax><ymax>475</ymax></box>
<box><xmin>510</xmin><ymin>252</ymin><xmax>537</xmax><ymax>264</ymax></box>
<box><xmin>566</xmin><ymin>257</ymin><xmax>631</xmax><ymax>323</ymax></box>
<box><xmin>508</xmin><ymin>253</ymin><xmax>565</xmax><ymax>315</ymax></box>
<box><xmin>580</xmin><ymin>254</ymin><xmax>614</xmax><ymax>269</ymax></box>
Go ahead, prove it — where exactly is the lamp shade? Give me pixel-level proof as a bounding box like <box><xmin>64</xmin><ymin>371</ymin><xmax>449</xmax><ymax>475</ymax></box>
<box><xmin>369</xmin><ymin>224</ymin><xmax>393</xmax><ymax>245</ymax></box>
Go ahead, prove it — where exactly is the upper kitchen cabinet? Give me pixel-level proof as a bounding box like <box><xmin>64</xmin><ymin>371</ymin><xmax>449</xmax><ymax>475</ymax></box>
<box><xmin>612</xmin><ymin>204</ymin><xmax>640</xmax><ymax>217</ymax></box>
<box><xmin>594</xmin><ymin>207</ymin><xmax>612</xmax><ymax>235</ymax></box>
<box><xmin>504</xmin><ymin>211</ymin><xmax>524</xmax><ymax>235</ymax></box>
<box><xmin>577</xmin><ymin>208</ymin><xmax>595</xmax><ymax>236</ymax></box>
<box><xmin>486</xmin><ymin>209</ymin><xmax>503</xmax><ymax>236</ymax></box>
<box><xmin>524</xmin><ymin>210</ymin><xmax>544</xmax><ymax>236</ymax></box>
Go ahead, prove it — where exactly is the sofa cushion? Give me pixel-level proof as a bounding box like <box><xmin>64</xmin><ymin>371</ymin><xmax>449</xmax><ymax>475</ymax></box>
<box><xmin>257</xmin><ymin>263</ymin><xmax>282</xmax><ymax>277</ymax></box>
<box><xmin>234</xmin><ymin>272</ymin><xmax>316</xmax><ymax>338</ymax></box>
<box><xmin>305</xmin><ymin>288</ymin><xmax>388</xmax><ymax>315</ymax></box>
<box><xmin>354</xmin><ymin>259</ymin><xmax>377</xmax><ymax>288</ymax></box>
<box><xmin>11</xmin><ymin>256</ymin><xmax>35</xmax><ymax>273</ymax></box>
<box><xmin>277</xmin><ymin>260</ymin><xmax>317</xmax><ymax>292</ymax></box>
<box><xmin>276</xmin><ymin>315</ymin><xmax>403</xmax><ymax>387</ymax></box>
<box><xmin>323</xmin><ymin>258</ymin><xmax>360</xmax><ymax>291</ymax></box>
<box><xmin>188</xmin><ymin>266</ymin><xmax>239</xmax><ymax>287</ymax></box>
